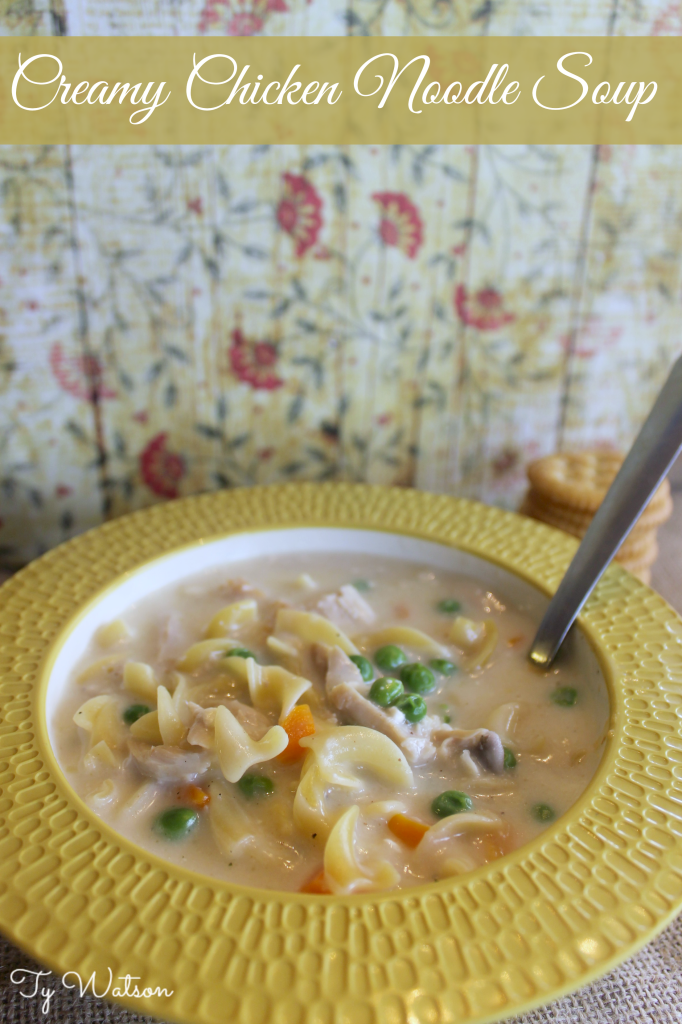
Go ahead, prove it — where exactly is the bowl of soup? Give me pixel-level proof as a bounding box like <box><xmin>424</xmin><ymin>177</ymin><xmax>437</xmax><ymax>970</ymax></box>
<box><xmin>1</xmin><ymin>483</ymin><xmax>681</xmax><ymax>1024</ymax></box>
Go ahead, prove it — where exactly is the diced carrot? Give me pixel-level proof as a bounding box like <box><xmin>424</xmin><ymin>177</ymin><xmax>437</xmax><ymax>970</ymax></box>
<box><xmin>179</xmin><ymin>784</ymin><xmax>210</xmax><ymax>809</ymax></box>
<box><xmin>278</xmin><ymin>704</ymin><xmax>315</xmax><ymax>763</ymax></box>
<box><xmin>393</xmin><ymin>603</ymin><xmax>410</xmax><ymax>620</ymax></box>
<box><xmin>300</xmin><ymin>868</ymin><xmax>331</xmax><ymax>894</ymax></box>
<box><xmin>388</xmin><ymin>813</ymin><xmax>430</xmax><ymax>849</ymax></box>
<box><xmin>507</xmin><ymin>635</ymin><xmax>524</xmax><ymax>648</ymax></box>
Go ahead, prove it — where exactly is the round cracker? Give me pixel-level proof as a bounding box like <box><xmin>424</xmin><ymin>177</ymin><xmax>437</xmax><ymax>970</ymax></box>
<box><xmin>527</xmin><ymin>451</ymin><xmax>671</xmax><ymax>515</ymax></box>
<box><xmin>522</xmin><ymin>492</ymin><xmax>592</xmax><ymax>529</ymax></box>
<box><xmin>522</xmin><ymin>485</ymin><xmax>673</xmax><ymax>531</ymax></box>
<box><xmin>617</xmin><ymin>529</ymin><xmax>658</xmax><ymax>560</ymax></box>
<box><xmin>521</xmin><ymin>493</ymin><xmax>660</xmax><ymax>561</ymax></box>
<box><xmin>615</xmin><ymin>539</ymin><xmax>659</xmax><ymax>572</ymax></box>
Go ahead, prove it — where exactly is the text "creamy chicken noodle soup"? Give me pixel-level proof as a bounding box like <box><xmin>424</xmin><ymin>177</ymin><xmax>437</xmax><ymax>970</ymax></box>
<box><xmin>54</xmin><ymin>548</ymin><xmax>609</xmax><ymax>894</ymax></box>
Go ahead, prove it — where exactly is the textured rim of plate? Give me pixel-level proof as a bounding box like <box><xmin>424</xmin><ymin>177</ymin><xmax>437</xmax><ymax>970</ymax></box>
<box><xmin>1</xmin><ymin>482</ymin><xmax>682</xmax><ymax>1024</ymax></box>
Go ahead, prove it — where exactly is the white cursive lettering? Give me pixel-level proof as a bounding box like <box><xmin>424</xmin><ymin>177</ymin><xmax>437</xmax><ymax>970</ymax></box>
<box><xmin>12</xmin><ymin>52</ymin><xmax>170</xmax><ymax>123</ymax></box>
<box><xmin>186</xmin><ymin>53</ymin><xmax>341</xmax><ymax>110</ymax></box>
<box><xmin>354</xmin><ymin>53</ymin><xmax>520</xmax><ymax>113</ymax></box>
<box><xmin>533</xmin><ymin>51</ymin><xmax>656</xmax><ymax>120</ymax></box>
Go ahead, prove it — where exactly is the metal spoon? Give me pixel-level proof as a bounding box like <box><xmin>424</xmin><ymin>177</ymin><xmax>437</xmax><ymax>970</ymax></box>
<box><xmin>529</xmin><ymin>352</ymin><xmax>682</xmax><ymax>669</ymax></box>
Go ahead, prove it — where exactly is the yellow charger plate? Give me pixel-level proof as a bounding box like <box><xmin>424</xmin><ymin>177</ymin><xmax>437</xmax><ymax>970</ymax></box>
<box><xmin>1</xmin><ymin>482</ymin><xmax>682</xmax><ymax>1024</ymax></box>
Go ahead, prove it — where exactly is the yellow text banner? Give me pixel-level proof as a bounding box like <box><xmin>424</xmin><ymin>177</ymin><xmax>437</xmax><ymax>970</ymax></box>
<box><xmin>0</xmin><ymin>36</ymin><xmax>679</xmax><ymax>144</ymax></box>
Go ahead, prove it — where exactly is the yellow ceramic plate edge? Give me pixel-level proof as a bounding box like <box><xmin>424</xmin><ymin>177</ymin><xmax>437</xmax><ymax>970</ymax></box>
<box><xmin>0</xmin><ymin>482</ymin><xmax>681</xmax><ymax>1024</ymax></box>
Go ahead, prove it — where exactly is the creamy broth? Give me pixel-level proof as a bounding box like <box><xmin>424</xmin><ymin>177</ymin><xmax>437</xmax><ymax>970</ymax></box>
<box><xmin>54</xmin><ymin>552</ymin><xmax>609</xmax><ymax>893</ymax></box>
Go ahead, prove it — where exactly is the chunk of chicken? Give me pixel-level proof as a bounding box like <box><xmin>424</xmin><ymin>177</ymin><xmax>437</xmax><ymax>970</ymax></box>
<box><xmin>324</xmin><ymin>646</ymin><xmax>365</xmax><ymax>695</ymax></box>
<box><xmin>227</xmin><ymin>699</ymin><xmax>272</xmax><ymax>740</ymax></box>
<box><xmin>128</xmin><ymin>738</ymin><xmax>211</xmax><ymax>782</ymax></box>
<box><xmin>329</xmin><ymin>682</ymin><xmax>408</xmax><ymax>743</ymax></box>
<box><xmin>317</xmin><ymin>585</ymin><xmax>376</xmax><ymax>632</ymax></box>
<box><xmin>400</xmin><ymin>735</ymin><xmax>436</xmax><ymax>764</ymax></box>
<box><xmin>400</xmin><ymin>714</ymin><xmax>440</xmax><ymax>765</ymax></box>
<box><xmin>186</xmin><ymin>704</ymin><xmax>215</xmax><ymax>748</ymax></box>
<box><xmin>186</xmin><ymin>700</ymin><xmax>271</xmax><ymax>748</ymax></box>
<box><xmin>330</xmin><ymin>684</ymin><xmax>439</xmax><ymax>766</ymax></box>
<box><xmin>435</xmin><ymin>727</ymin><xmax>505</xmax><ymax>774</ymax></box>
<box><xmin>459</xmin><ymin>749</ymin><xmax>481</xmax><ymax>778</ymax></box>
<box><xmin>324</xmin><ymin>647</ymin><xmax>436</xmax><ymax>765</ymax></box>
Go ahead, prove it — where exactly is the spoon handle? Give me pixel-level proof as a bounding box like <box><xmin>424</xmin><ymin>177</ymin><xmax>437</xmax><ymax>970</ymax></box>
<box><xmin>529</xmin><ymin>353</ymin><xmax>682</xmax><ymax>668</ymax></box>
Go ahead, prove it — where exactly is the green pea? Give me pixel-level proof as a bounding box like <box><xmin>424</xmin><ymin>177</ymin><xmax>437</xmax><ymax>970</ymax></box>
<box><xmin>503</xmin><ymin>747</ymin><xmax>517</xmax><ymax>770</ymax></box>
<box><xmin>375</xmin><ymin>645</ymin><xmax>408</xmax><ymax>672</ymax></box>
<box><xmin>238</xmin><ymin>774</ymin><xmax>274</xmax><ymax>799</ymax></box>
<box><xmin>429</xmin><ymin>659</ymin><xmax>458</xmax><ymax>676</ymax></box>
<box><xmin>395</xmin><ymin>693</ymin><xmax>427</xmax><ymax>723</ymax></box>
<box><xmin>227</xmin><ymin>648</ymin><xmax>256</xmax><ymax>660</ymax></box>
<box><xmin>532</xmin><ymin>803</ymin><xmax>555</xmax><ymax>823</ymax></box>
<box><xmin>349</xmin><ymin>654</ymin><xmax>374</xmax><ymax>681</ymax></box>
<box><xmin>432</xmin><ymin>790</ymin><xmax>472</xmax><ymax>818</ymax></box>
<box><xmin>437</xmin><ymin>599</ymin><xmax>462</xmax><ymax>614</ymax></box>
<box><xmin>352</xmin><ymin>579</ymin><xmax>371</xmax><ymax>592</ymax></box>
<box><xmin>155</xmin><ymin>807</ymin><xmax>199</xmax><ymax>840</ymax></box>
<box><xmin>551</xmin><ymin>686</ymin><xmax>577</xmax><ymax>707</ymax></box>
<box><xmin>123</xmin><ymin>704</ymin><xmax>151</xmax><ymax>725</ymax></box>
<box><xmin>400</xmin><ymin>662</ymin><xmax>436</xmax><ymax>695</ymax></box>
<box><xmin>369</xmin><ymin>677</ymin><xmax>404</xmax><ymax>707</ymax></box>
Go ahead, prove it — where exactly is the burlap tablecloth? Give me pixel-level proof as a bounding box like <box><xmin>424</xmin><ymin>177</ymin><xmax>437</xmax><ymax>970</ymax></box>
<box><xmin>2</xmin><ymin>502</ymin><xmax>681</xmax><ymax>1022</ymax></box>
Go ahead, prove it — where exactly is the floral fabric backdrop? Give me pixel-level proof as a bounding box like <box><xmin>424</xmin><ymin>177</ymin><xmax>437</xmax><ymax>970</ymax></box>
<box><xmin>1</xmin><ymin>1</ymin><xmax>682</xmax><ymax>566</ymax></box>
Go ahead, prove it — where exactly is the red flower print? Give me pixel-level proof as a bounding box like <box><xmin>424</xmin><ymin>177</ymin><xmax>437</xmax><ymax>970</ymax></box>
<box><xmin>653</xmin><ymin>3</ymin><xmax>682</xmax><ymax>34</ymax></box>
<box><xmin>187</xmin><ymin>197</ymin><xmax>203</xmax><ymax>215</ymax></box>
<box><xmin>139</xmin><ymin>433</ymin><xmax>186</xmax><ymax>500</ymax></box>
<box><xmin>276</xmin><ymin>173</ymin><xmax>323</xmax><ymax>257</ymax></box>
<box><xmin>454</xmin><ymin>285</ymin><xmax>515</xmax><ymax>330</ymax></box>
<box><xmin>229</xmin><ymin>329</ymin><xmax>284</xmax><ymax>390</ymax></box>
<box><xmin>198</xmin><ymin>0</ymin><xmax>287</xmax><ymax>35</ymax></box>
<box><xmin>227</xmin><ymin>11</ymin><xmax>263</xmax><ymax>33</ymax></box>
<box><xmin>372</xmin><ymin>192</ymin><xmax>424</xmax><ymax>259</ymax></box>
<box><xmin>55</xmin><ymin>485</ymin><xmax>73</xmax><ymax>498</ymax></box>
<box><xmin>49</xmin><ymin>342</ymin><xmax>116</xmax><ymax>401</ymax></box>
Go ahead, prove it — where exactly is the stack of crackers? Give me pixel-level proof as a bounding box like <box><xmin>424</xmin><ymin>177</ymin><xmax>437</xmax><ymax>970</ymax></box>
<box><xmin>521</xmin><ymin>450</ymin><xmax>673</xmax><ymax>585</ymax></box>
